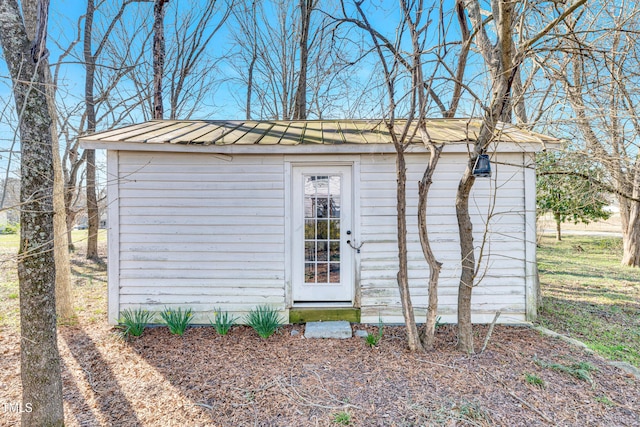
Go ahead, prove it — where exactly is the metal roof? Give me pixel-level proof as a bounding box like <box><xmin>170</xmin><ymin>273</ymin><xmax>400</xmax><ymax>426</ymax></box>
<box><xmin>80</xmin><ymin>119</ymin><xmax>558</xmax><ymax>147</ymax></box>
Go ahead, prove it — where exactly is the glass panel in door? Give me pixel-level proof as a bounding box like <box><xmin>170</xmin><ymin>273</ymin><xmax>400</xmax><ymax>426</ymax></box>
<box><xmin>303</xmin><ymin>175</ymin><xmax>341</xmax><ymax>285</ymax></box>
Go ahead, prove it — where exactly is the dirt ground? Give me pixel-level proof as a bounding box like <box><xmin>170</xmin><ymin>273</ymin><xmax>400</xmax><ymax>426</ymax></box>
<box><xmin>1</xmin><ymin>245</ymin><xmax>639</xmax><ymax>426</ymax></box>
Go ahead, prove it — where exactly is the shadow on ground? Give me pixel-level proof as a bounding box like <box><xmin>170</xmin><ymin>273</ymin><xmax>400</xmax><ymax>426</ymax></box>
<box><xmin>60</xmin><ymin>327</ymin><xmax>142</xmax><ymax>426</ymax></box>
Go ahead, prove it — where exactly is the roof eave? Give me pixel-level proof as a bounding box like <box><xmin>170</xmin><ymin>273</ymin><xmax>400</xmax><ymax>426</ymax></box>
<box><xmin>79</xmin><ymin>139</ymin><xmax>551</xmax><ymax>154</ymax></box>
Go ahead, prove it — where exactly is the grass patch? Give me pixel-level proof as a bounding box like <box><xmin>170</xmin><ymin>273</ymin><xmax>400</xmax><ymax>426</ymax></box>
<box><xmin>409</xmin><ymin>399</ymin><xmax>493</xmax><ymax>426</ymax></box>
<box><xmin>441</xmin><ymin>400</ymin><xmax>492</xmax><ymax>425</ymax></box>
<box><xmin>524</xmin><ymin>372</ymin><xmax>545</xmax><ymax>388</ymax></box>
<box><xmin>332</xmin><ymin>411</ymin><xmax>351</xmax><ymax>425</ymax></box>
<box><xmin>595</xmin><ymin>395</ymin><xmax>615</xmax><ymax>407</ymax></box>
<box><xmin>0</xmin><ymin>279</ymin><xmax>20</xmax><ymax>329</ymax></box>
<box><xmin>537</xmin><ymin>234</ymin><xmax>640</xmax><ymax>367</ymax></box>
<box><xmin>0</xmin><ymin>230</ymin><xmax>107</xmax><ymax>331</ymax></box>
<box><xmin>534</xmin><ymin>357</ymin><xmax>597</xmax><ymax>387</ymax></box>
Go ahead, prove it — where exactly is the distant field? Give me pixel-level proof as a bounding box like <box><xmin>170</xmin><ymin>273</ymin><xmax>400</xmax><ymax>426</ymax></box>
<box><xmin>537</xmin><ymin>210</ymin><xmax>622</xmax><ymax>234</ymax></box>
<box><xmin>537</xmin><ymin>234</ymin><xmax>640</xmax><ymax>367</ymax></box>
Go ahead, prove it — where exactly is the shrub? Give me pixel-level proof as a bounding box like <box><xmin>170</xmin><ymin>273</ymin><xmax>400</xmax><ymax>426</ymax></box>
<box><xmin>210</xmin><ymin>308</ymin><xmax>237</xmax><ymax>335</ymax></box>
<box><xmin>160</xmin><ymin>307</ymin><xmax>193</xmax><ymax>336</ymax></box>
<box><xmin>118</xmin><ymin>308</ymin><xmax>153</xmax><ymax>339</ymax></box>
<box><xmin>245</xmin><ymin>305</ymin><xmax>283</xmax><ymax>338</ymax></box>
<box><xmin>365</xmin><ymin>317</ymin><xmax>384</xmax><ymax>348</ymax></box>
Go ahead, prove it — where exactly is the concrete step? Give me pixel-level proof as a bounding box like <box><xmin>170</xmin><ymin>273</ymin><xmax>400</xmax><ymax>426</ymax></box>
<box><xmin>304</xmin><ymin>321</ymin><xmax>352</xmax><ymax>339</ymax></box>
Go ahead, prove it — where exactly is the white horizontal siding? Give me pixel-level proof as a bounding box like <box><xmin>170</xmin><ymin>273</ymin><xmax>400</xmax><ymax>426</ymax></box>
<box><xmin>112</xmin><ymin>150</ymin><xmax>530</xmax><ymax>325</ymax></box>
<box><xmin>359</xmin><ymin>152</ymin><xmax>527</xmax><ymax>323</ymax></box>
<box><xmin>116</xmin><ymin>152</ymin><xmax>286</xmax><ymax>322</ymax></box>
<box><xmin>119</xmin><ymin>224</ymin><xmax>284</xmax><ymax>235</ymax></box>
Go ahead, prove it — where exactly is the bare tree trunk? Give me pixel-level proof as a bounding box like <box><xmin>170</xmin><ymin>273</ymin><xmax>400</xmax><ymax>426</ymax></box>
<box><xmin>246</xmin><ymin>3</ymin><xmax>257</xmax><ymax>121</ymax></box>
<box><xmin>396</xmin><ymin>149</ymin><xmax>424</xmax><ymax>352</ymax></box>
<box><xmin>66</xmin><ymin>212</ymin><xmax>75</xmax><ymax>250</ymax></box>
<box><xmin>64</xmin><ymin>144</ymin><xmax>87</xmax><ymax>251</ymax></box>
<box><xmin>86</xmin><ymin>149</ymin><xmax>99</xmax><ymax>259</ymax></box>
<box><xmin>554</xmin><ymin>211</ymin><xmax>562</xmax><ymax>241</ymax></box>
<box><xmin>84</xmin><ymin>0</ymin><xmax>99</xmax><ymax>259</ymax></box>
<box><xmin>536</xmin><ymin>265</ymin><xmax>543</xmax><ymax>310</ymax></box>
<box><xmin>417</xmin><ymin>139</ymin><xmax>443</xmax><ymax>350</ymax></box>
<box><xmin>293</xmin><ymin>0</ymin><xmax>313</xmax><ymax>120</ymax></box>
<box><xmin>444</xmin><ymin>0</ymin><xmax>471</xmax><ymax>118</ymax></box>
<box><xmin>153</xmin><ymin>0</ymin><xmax>167</xmax><ymax>120</ymax></box>
<box><xmin>349</xmin><ymin>1</ymin><xmax>434</xmax><ymax>352</ymax></box>
<box><xmin>82</xmin><ymin>0</ymin><xmax>136</xmax><ymax>259</ymax></box>
<box><xmin>0</xmin><ymin>0</ymin><xmax>64</xmax><ymax>424</ymax></box>
<box><xmin>622</xmin><ymin>201</ymin><xmax>640</xmax><ymax>266</ymax></box>
<box><xmin>52</xmin><ymin>118</ymin><xmax>74</xmax><ymax>318</ymax></box>
<box><xmin>22</xmin><ymin>0</ymin><xmax>73</xmax><ymax>320</ymax></box>
<box><xmin>621</xmin><ymin>159</ymin><xmax>640</xmax><ymax>266</ymax></box>
<box><xmin>512</xmin><ymin>68</ymin><xmax>528</xmax><ymax>124</ymax></box>
<box><xmin>455</xmin><ymin>165</ymin><xmax>476</xmax><ymax>354</ymax></box>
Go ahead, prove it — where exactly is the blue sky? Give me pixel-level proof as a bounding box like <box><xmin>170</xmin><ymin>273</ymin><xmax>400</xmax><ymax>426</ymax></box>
<box><xmin>1</xmin><ymin>0</ymin><xmax>464</xmax><ymax>120</ymax></box>
<box><xmin>0</xmin><ymin>0</ymin><xmax>469</xmax><ymax>176</ymax></box>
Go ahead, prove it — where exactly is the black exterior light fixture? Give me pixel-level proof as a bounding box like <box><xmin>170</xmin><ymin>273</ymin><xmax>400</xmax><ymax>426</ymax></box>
<box><xmin>473</xmin><ymin>154</ymin><xmax>492</xmax><ymax>178</ymax></box>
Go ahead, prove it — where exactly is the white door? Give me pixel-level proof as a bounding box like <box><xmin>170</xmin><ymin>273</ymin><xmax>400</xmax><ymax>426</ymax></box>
<box><xmin>292</xmin><ymin>166</ymin><xmax>353</xmax><ymax>302</ymax></box>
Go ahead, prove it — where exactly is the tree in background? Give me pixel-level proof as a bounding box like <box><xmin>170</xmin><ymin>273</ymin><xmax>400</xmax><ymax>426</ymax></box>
<box><xmin>537</xmin><ymin>151</ymin><xmax>611</xmax><ymax>241</ymax></box>
<box><xmin>153</xmin><ymin>0</ymin><xmax>168</xmax><ymax>120</ymax></box>
<box><xmin>0</xmin><ymin>0</ymin><xmax>64</xmax><ymax>423</ymax></box>
<box><xmin>292</xmin><ymin>0</ymin><xmax>316</xmax><ymax>120</ymax></box>
<box><xmin>52</xmin><ymin>0</ymin><xmax>147</xmax><ymax>251</ymax></box>
<box><xmin>84</xmin><ymin>0</ymin><xmax>137</xmax><ymax>259</ymax></box>
<box><xmin>540</xmin><ymin>2</ymin><xmax>640</xmax><ymax>266</ymax></box>
<box><xmin>36</xmin><ymin>0</ymin><xmax>229</xmax><ymax>254</ymax></box>
<box><xmin>229</xmin><ymin>0</ymin><xmax>365</xmax><ymax>120</ymax></box>
<box><xmin>84</xmin><ymin>0</ymin><xmax>99</xmax><ymax>259</ymax></box>
<box><xmin>168</xmin><ymin>1</ymin><xmax>231</xmax><ymax>119</ymax></box>
<box><xmin>125</xmin><ymin>0</ymin><xmax>232</xmax><ymax>120</ymax></box>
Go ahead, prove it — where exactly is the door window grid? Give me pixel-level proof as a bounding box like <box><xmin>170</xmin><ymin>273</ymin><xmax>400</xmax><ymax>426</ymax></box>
<box><xmin>303</xmin><ymin>175</ymin><xmax>341</xmax><ymax>284</ymax></box>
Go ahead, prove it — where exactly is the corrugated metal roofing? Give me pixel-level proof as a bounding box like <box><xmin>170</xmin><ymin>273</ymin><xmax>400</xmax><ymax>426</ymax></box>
<box><xmin>80</xmin><ymin>119</ymin><xmax>558</xmax><ymax>146</ymax></box>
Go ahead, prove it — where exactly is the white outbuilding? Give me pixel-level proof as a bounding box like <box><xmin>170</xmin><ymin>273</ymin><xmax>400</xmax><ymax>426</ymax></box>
<box><xmin>80</xmin><ymin>119</ymin><xmax>556</xmax><ymax>325</ymax></box>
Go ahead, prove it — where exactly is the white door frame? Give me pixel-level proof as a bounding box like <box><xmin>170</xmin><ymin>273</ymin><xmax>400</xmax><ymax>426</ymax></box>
<box><xmin>290</xmin><ymin>164</ymin><xmax>354</xmax><ymax>303</ymax></box>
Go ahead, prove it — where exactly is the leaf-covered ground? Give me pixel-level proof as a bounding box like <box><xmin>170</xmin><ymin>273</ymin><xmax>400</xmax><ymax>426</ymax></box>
<box><xmin>1</xmin><ymin>321</ymin><xmax>638</xmax><ymax>426</ymax></box>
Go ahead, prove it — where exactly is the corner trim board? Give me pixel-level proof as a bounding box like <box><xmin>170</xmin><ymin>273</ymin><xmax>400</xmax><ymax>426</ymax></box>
<box><xmin>107</xmin><ymin>150</ymin><xmax>120</xmax><ymax>324</ymax></box>
<box><xmin>524</xmin><ymin>153</ymin><xmax>537</xmax><ymax>321</ymax></box>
